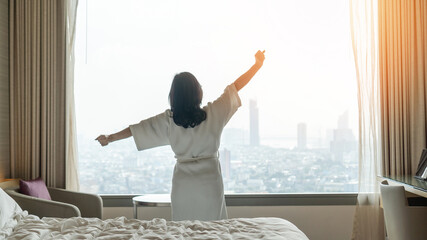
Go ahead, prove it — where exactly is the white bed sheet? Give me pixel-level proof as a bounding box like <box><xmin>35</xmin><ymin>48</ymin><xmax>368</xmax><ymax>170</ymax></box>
<box><xmin>1</xmin><ymin>211</ymin><xmax>309</xmax><ymax>239</ymax></box>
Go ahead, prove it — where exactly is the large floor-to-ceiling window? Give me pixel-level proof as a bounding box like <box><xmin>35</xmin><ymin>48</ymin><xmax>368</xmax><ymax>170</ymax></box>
<box><xmin>75</xmin><ymin>0</ymin><xmax>358</xmax><ymax>194</ymax></box>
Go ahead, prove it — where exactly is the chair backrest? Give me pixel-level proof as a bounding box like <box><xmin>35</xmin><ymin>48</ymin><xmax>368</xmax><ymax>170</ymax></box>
<box><xmin>380</xmin><ymin>180</ymin><xmax>427</xmax><ymax>240</ymax></box>
<box><xmin>0</xmin><ymin>179</ymin><xmax>20</xmax><ymax>190</ymax></box>
<box><xmin>380</xmin><ymin>180</ymin><xmax>410</xmax><ymax>240</ymax></box>
<box><xmin>5</xmin><ymin>188</ymin><xmax>81</xmax><ymax>218</ymax></box>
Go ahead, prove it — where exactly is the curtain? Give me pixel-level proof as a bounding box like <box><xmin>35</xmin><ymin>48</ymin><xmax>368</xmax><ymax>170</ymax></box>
<box><xmin>65</xmin><ymin>0</ymin><xmax>80</xmax><ymax>191</ymax></box>
<box><xmin>379</xmin><ymin>0</ymin><xmax>427</xmax><ymax>177</ymax></box>
<box><xmin>0</xmin><ymin>0</ymin><xmax>10</xmax><ymax>180</ymax></box>
<box><xmin>350</xmin><ymin>0</ymin><xmax>385</xmax><ymax>239</ymax></box>
<box><xmin>9</xmin><ymin>0</ymin><xmax>66</xmax><ymax>188</ymax></box>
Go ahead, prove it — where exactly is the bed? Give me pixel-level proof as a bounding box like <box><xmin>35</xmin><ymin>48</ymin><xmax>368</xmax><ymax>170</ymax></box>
<box><xmin>0</xmin><ymin>188</ymin><xmax>308</xmax><ymax>239</ymax></box>
<box><xmin>1</xmin><ymin>212</ymin><xmax>308</xmax><ymax>239</ymax></box>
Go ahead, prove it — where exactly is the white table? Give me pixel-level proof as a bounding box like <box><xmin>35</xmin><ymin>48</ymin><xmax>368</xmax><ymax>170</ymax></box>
<box><xmin>132</xmin><ymin>194</ymin><xmax>171</xmax><ymax>219</ymax></box>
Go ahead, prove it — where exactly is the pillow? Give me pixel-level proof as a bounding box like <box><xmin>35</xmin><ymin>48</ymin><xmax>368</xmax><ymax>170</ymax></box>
<box><xmin>19</xmin><ymin>178</ymin><xmax>51</xmax><ymax>200</ymax></box>
<box><xmin>0</xmin><ymin>188</ymin><xmax>22</xmax><ymax>229</ymax></box>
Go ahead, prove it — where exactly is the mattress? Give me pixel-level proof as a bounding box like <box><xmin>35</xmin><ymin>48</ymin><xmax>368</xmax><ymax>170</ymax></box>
<box><xmin>1</xmin><ymin>211</ymin><xmax>309</xmax><ymax>239</ymax></box>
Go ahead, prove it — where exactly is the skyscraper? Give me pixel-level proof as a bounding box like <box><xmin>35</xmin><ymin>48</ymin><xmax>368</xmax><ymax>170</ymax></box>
<box><xmin>330</xmin><ymin>111</ymin><xmax>357</xmax><ymax>161</ymax></box>
<box><xmin>249</xmin><ymin>99</ymin><xmax>260</xmax><ymax>146</ymax></box>
<box><xmin>297</xmin><ymin>122</ymin><xmax>307</xmax><ymax>150</ymax></box>
<box><xmin>337</xmin><ymin>110</ymin><xmax>349</xmax><ymax>129</ymax></box>
<box><xmin>220</xmin><ymin>148</ymin><xmax>231</xmax><ymax>179</ymax></box>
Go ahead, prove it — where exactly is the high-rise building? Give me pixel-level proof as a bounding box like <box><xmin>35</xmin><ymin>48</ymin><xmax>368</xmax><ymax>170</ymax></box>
<box><xmin>220</xmin><ymin>148</ymin><xmax>231</xmax><ymax>179</ymax></box>
<box><xmin>249</xmin><ymin>99</ymin><xmax>260</xmax><ymax>146</ymax></box>
<box><xmin>297</xmin><ymin>122</ymin><xmax>307</xmax><ymax>150</ymax></box>
<box><xmin>330</xmin><ymin>111</ymin><xmax>357</xmax><ymax>161</ymax></box>
<box><xmin>337</xmin><ymin>110</ymin><xmax>349</xmax><ymax>129</ymax></box>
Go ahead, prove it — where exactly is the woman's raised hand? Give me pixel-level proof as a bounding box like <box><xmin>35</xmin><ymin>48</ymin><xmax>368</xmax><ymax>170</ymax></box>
<box><xmin>255</xmin><ymin>50</ymin><xmax>266</xmax><ymax>66</ymax></box>
<box><xmin>95</xmin><ymin>135</ymin><xmax>110</xmax><ymax>146</ymax></box>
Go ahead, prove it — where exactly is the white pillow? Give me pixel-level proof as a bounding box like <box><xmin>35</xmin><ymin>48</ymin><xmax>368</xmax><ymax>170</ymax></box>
<box><xmin>0</xmin><ymin>188</ymin><xmax>22</xmax><ymax>229</ymax></box>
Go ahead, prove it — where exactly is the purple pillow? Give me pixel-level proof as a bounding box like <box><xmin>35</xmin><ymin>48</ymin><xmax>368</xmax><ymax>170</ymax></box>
<box><xmin>19</xmin><ymin>178</ymin><xmax>51</xmax><ymax>200</ymax></box>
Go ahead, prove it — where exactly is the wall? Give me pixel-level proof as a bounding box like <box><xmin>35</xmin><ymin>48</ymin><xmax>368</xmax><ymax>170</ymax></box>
<box><xmin>0</xmin><ymin>0</ymin><xmax>9</xmax><ymax>179</ymax></box>
<box><xmin>103</xmin><ymin>205</ymin><xmax>356</xmax><ymax>240</ymax></box>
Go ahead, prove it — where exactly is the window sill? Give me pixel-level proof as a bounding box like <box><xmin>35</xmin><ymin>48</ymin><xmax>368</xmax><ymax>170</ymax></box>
<box><xmin>100</xmin><ymin>193</ymin><xmax>358</xmax><ymax>207</ymax></box>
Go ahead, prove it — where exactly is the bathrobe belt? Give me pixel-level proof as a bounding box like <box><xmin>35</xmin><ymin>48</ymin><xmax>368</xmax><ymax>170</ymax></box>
<box><xmin>176</xmin><ymin>153</ymin><xmax>219</xmax><ymax>163</ymax></box>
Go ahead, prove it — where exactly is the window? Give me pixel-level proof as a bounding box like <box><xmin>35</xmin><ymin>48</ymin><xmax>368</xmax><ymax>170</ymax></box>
<box><xmin>75</xmin><ymin>0</ymin><xmax>358</xmax><ymax>194</ymax></box>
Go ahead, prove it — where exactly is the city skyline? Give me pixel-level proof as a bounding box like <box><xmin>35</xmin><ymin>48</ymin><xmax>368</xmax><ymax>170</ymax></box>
<box><xmin>78</xmin><ymin>109</ymin><xmax>358</xmax><ymax>194</ymax></box>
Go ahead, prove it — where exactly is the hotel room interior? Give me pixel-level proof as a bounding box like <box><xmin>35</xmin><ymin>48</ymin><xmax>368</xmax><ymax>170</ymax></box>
<box><xmin>0</xmin><ymin>0</ymin><xmax>426</xmax><ymax>239</ymax></box>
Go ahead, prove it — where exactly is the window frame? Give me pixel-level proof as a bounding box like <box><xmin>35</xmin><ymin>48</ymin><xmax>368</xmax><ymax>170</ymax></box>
<box><xmin>101</xmin><ymin>193</ymin><xmax>358</xmax><ymax>207</ymax></box>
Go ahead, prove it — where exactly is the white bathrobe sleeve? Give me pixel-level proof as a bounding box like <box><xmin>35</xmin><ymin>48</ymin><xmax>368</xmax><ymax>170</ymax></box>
<box><xmin>129</xmin><ymin>110</ymin><xmax>171</xmax><ymax>151</ymax></box>
<box><xmin>208</xmin><ymin>83</ymin><xmax>242</xmax><ymax>128</ymax></box>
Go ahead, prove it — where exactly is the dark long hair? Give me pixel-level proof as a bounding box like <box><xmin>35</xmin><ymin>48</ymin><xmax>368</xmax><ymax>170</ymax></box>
<box><xmin>169</xmin><ymin>72</ymin><xmax>207</xmax><ymax>128</ymax></box>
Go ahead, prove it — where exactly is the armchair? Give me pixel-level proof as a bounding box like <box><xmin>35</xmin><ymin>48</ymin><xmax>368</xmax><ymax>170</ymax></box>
<box><xmin>0</xmin><ymin>179</ymin><xmax>103</xmax><ymax>219</ymax></box>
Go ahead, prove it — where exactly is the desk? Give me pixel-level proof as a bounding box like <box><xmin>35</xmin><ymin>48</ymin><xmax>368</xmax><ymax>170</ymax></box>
<box><xmin>378</xmin><ymin>175</ymin><xmax>427</xmax><ymax>198</ymax></box>
<box><xmin>132</xmin><ymin>194</ymin><xmax>171</xmax><ymax>219</ymax></box>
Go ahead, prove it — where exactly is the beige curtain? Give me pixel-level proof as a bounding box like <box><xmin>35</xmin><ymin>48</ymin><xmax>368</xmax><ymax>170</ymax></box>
<box><xmin>379</xmin><ymin>0</ymin><xmax>427</xmax><ymax>177</ymax></box>
<box><xmin>350</xmin><ymin>0</ymin><xmax>385</xmax><ymax>239</ymax></box>
<box><xmin>9</xmin><ymin>0</ymin><xmax>66</xmax><ymax>188</ymax></box>
<box><xmin>0</xmin><ymin>0</ymin><xmax>10</xmax><ymax>181</ymax></box>
<box><xmin>65</xmin><ymin>0</ymin><xmax>79</xmax><ymax>191</ymax></box>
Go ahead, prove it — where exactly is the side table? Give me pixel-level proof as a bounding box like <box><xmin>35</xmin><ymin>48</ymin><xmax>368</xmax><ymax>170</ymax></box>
<box><xmin>132</xmin><ymin>194</ymin><xmax>171</xmax><ymax>219</ymax></box>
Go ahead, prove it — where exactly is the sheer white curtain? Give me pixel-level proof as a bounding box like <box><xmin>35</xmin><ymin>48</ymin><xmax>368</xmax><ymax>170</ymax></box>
<box><xmin>65</xmin><ymin>0</ymin><xmax>80</xmax><ymax>191</ymax></box>
<box><xmin>350</xmin><ymin>0</ymin><xmax>385</xmax><ymax>239</ymax></box>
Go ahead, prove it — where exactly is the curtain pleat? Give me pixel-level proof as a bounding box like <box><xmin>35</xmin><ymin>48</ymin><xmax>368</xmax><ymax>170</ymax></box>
<box><xmin>65</xmin><ymin>0</ymin><xmax>80</xmax><ymax>191</ymax></box>
<box><xmin>379</xmin><ymin>0</ymin><xmax>427</xmax><ymax>177</ymax></box>
<box><xmin>350</xmin><ymin>0</ymin><xmax>385</xmax><ymax>239</ymax></box>
<box><xmin>10</xmin><ymin>0</ymin><xmax>66</xmax><ymax>188</ymax></box>
<box><xmin>0</xmin><ymin>0</ymin><xmax>10</xmax><ymax>180</ymax></box>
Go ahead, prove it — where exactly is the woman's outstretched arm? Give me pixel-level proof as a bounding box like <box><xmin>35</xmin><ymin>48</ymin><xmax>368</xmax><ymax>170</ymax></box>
<box><xmin>96</xmin><ymin>127</ymin><xmax>132</xmax><ymax>146</ymax></box>
<box><xmin>233</xmin><ymin>50</ymin><xmax>265</xmax><ymax>91</ymax></box>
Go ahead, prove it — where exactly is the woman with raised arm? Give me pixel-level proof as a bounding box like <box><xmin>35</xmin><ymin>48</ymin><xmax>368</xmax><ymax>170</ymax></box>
<box><xmin>96</xmin><ymin>50</ymin><xmax>265</xmax><ymax>221</ymax></box>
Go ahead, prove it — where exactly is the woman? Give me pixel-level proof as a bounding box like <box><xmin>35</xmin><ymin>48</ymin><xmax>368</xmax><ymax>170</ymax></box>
<box><xmin>96</xmin><ymin>50</ymin><xmax>265</xmax><ymax>221</ymax></box>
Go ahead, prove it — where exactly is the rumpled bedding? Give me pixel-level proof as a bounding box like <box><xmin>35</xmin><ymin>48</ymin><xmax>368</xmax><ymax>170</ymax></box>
<box><xmin>0</xmin><ymin>211</ymin><xmax>309</xmax><ymax>239</ymax></box>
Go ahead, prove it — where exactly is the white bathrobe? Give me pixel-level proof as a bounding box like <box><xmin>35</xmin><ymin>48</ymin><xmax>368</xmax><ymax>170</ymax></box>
<box><xmin>129</xmin><ymin>84</ymin><xmax>241</xmax><ymax>221</ymax></box>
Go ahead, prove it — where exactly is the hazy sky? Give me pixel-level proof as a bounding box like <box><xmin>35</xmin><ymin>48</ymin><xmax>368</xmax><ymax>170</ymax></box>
<box><xmin>75</xmin><ymin>0</ymin><xmax>358</xmax><ymax>143</ymax></box>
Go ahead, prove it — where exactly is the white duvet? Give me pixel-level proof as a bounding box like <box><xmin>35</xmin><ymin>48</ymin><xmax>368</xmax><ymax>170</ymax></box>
<box><xmin>0</xmin><ymin>211</ymin><xmax>308</xmax><ymax>240</ymax></box>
